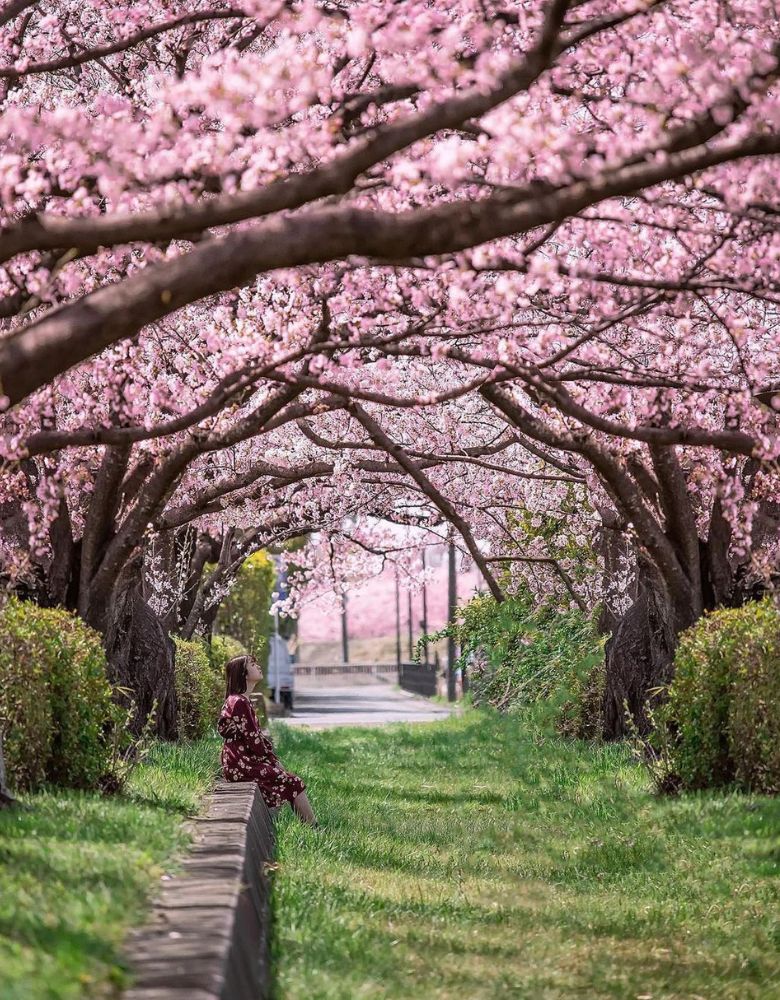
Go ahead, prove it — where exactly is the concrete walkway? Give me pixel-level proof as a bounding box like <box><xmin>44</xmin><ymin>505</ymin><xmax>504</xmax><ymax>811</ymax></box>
<box><xmin>281</xmin><ymin>674</ymin><xmax>455</xmax><ymax>729</ymax></box>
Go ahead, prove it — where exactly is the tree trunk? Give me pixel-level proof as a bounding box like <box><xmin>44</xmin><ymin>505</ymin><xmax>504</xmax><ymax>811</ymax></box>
<box><xmin>0</xmin><ymin>731</ymin><xmax>17</xmax><ymax>807</ymax></box>
<box><xmin>100</xmin><ymin>557</ymin><xmax>178</xmax><ymax>739</ymax></box>
<box><xmin>601</xmin><ymin>558</ymin><xmax>692</xmax><ymax>739</ymax></box>
<box><xmin>595</xmin><ymin>508</ymin><xmax>635</xmax><ymax>637</ymax></box>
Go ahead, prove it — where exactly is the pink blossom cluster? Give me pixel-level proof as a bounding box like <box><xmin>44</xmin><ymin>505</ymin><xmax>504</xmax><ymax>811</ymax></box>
<box><xmin>0</xmin><ymin>1</ymin><xmax>779</xmax><ymax>630</ymax></box>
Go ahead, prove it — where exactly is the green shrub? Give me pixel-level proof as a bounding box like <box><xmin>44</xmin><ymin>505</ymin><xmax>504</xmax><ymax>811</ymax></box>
<box><xmin>214</xmin><ymin>550</ymin><xmax>275</xmax><ymax>664</ymax></box>
<box><xmin>173</xmin><ymin>636</ymin><xmax>222</xmax><ymax>740</ymax></box>
<box><xmin>426</xmin><ymin>589</ymin><xmax>604</xmax><ymax>732</ymax></box>
<box><xmin>0</xmin><ymin>598</ymin><xmax>114</xmax><ymax>791</ymax></box>
<box><xmin>0</xmin><ymin>599</ymin><xmax>54</xmax><ymax>790</ymax></box>
<box><xmin>663</xmin><ymin>598</ymin><xmax>780</xmax><ymax>793</ymax></box>
<box><xmin>208</xmin><ymin>633</ymin><xmax>248</xmax><ymax>678</ymax></box>
<box><xmin>45</xmin><ymin>611</ymin><xmax>115</xmax><ymax>788</ymax></box>
<box><xmin>557</xmin><ymin>656</ymin><xmax>606</xmax><ymax>741</ymax></box>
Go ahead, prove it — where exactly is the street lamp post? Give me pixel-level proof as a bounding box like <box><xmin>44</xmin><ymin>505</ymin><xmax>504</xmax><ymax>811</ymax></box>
<box><xmin>273</xmin><ymin>606</ymin><xmax>281</xmax><ymax>705</ymax></box>
<box><xmin>395</xmin><ymin>568</ymin><xmax>401</xmax><ymax>668</ymax></box>
<box><xmin>338</xmin><ymin>514</ymin><xmax>357</xmax><ymax>665</ymax></box>
<box><xmin>407</xmin><ymin>588</ymin><xmax>414</xmax><ymax>660</ymax></box>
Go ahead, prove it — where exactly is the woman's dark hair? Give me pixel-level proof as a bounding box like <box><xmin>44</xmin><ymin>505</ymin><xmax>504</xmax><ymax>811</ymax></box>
<box><xmin>225</xmin><ymin>655</ymin><xmax>251</xmax><ymax>697</ymax></box>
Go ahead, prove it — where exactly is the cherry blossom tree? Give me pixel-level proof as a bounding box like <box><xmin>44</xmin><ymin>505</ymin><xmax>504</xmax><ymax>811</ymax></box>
<box><xmin>2</xmin><ymin>0</ymin><xmax>780</xmax><ymax>736</ymax></box>
<box><xmin>1</xmin><ymin>0</ymin><xmax>779</xmax><ymax>398</ymax></box>
<box><xmin>286</xmin><ymin>262</ymin><xmax>780</xmax><ymax>734</ymax></box>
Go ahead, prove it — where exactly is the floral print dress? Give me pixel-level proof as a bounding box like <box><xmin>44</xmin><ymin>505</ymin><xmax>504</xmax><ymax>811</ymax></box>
<box><xmin>218</xmin><ymin>693</ymin><xmax>305</xmax><ymax>808</ymax></box>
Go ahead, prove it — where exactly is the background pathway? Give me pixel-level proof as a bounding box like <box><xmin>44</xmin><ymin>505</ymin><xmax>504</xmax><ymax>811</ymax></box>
<box><xmin>280</xmin><ymin>673</ymin><xmax>454</xmax><ymax>729</ymax></box>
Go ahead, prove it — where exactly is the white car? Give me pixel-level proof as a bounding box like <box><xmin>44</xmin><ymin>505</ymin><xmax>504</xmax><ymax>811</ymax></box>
<box><xmin>266</xmin><ymin>634</ymin><xmax>294</xmax><ymax>710</ymax></box>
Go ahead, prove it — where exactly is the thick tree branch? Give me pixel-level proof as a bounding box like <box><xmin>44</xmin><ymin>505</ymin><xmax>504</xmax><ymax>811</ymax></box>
<box><xmin>350</xmin><ymin>401</ymin><xmax>505</xmax><ymax>602</ymax></box>
<box><xmin>648</xmin><ymin>443</ymin><xmax>702</xmax><ymax>609</ymax></box>
<box><xmin>4</xmin><ymin>126</ymin><xmax>779</xmax><ymax>407</ymax></box>
<box><xmin>0</xmin><ymin>9</ymin><xmax>249</xmax><ymax>79</ymax></box>
<box><xmin>0</xmin><ymin>0</ymin><xmax>575</xmax><ymax>267</ymax></box>
<box><xmin>480</xmin><ymin>383</ymin><xmax>696</xmax><ymax>605</ymax></box>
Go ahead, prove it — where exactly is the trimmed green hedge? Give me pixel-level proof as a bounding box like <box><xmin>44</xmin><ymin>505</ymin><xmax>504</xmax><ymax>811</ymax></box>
<box><xmin>664</xmin><ymin>597</ymin><xmax>780</xmax><ymax>793</ymax></box>
<box><xmin>0</xmin><ymin>598</ymin><xmax>115</xmax><ymax>792</ymax></box>
<box><xmin>172</xmin><ymin>636</ymin><xmax>223</xmax><ymax>740</ymax></box>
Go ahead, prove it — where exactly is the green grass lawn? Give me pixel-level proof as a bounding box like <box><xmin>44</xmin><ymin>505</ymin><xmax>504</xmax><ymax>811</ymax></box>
<box><xmin>271</xmin><ymin>711</ymin><xmax>780</xmax><ymax>1000</ymax></box>
<box><xmin>0</xmin><ymin>737</ymin><xmax>220</xmax><ymax>1000</ymax></box>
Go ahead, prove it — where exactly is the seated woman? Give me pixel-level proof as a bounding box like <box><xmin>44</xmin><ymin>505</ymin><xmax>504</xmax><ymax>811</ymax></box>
<box><xmin>218</xmin><ymin>654</ymin><xmax>317</xmax><ymax>825</ymax></box>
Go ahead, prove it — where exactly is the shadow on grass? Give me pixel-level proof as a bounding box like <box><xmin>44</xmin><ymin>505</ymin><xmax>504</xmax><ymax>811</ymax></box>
<box><xmin>0</xmin><ymin>738</ymin><xmax>220</xmax><ymax>999</ymax></box>
<box><xmin>0</xmin><ymin>838</ymin><xmax>152</xmax><ymax>894</ymax></box>
<box><xmin>323</xmin><ymin>778</ymin><xmax>507</xmax><ymax>808</ymax></box>
<box><xmin>272</xmin><ymin>711</ymin><xmax>780</xmax><ymax>999</ymax></box>
<box><xmin>273</xmin><ymin>874</ymin><xmax>762</xmax><ymax>999</ymax></box>
<box><xmin>0</xmin><ymin>911</ymin><xmax>132</xmax><ymax>976</ymax></box>
<box><xmin>120</xmin><ymin>788</ymin><xmax>199</xmax><ymax>817</ymax></box>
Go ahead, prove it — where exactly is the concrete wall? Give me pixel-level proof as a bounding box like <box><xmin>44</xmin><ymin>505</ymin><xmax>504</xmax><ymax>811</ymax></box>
<box><xmin>124</xmin><ymin>780</ymin><xmax>274</xmax><ymax>1000</ymax></box>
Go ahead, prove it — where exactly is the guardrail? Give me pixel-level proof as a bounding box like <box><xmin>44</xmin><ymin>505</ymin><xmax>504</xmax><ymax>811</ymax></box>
<box><xmin>398</xmin><ymin>661</ymin><xmax>438</xmax><ymax>697</ymax></box>
<box><xmin>293</xmin><ymin>661</ymin><xmax>441</xmax><ymax>699</ymax></box>
<box><xmin>293</xmin><ymin>662</ymin><xmax>400</xmax><ymax>676</ymax></box>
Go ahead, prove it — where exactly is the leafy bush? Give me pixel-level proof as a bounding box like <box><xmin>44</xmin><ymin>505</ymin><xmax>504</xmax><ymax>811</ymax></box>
<box><xmin>0</xmin><ymin>598</ymin><xmax>115</xmax><ymax>791</ymax></box>
<box><xmin>661</xmin><ymin>598</ymin><xmax>780</xmax><ymax>793</ymax></box>
<box><xmin>427</xmin><ymin>590</ymin><xmax>604</xmax><ymax>733</ymax></box>
<box><xmin>100</xmin><ymin>697</ymin><xmax>159</xmax><ymax>795</ymax></box>
<box><xmin>0</xmin><ymin>600</ymin><xmax>53</xmax><ymax>790</ymax></box>
<box><xmin>208</xmin><ymin>634</ymin><xmax>269</xmax><ymax>725</ymax></box>
<box><xmin>208</xmin><ymin>632</ymin><xmax>248</xmax><ymax>677</ymax></box>
<box><xmin>45</xmin><ymin>611</ymin><xmax>116</xmax><ymax>788</ymax></box>
<box><xmin>173</xmin><ymin>636</ymin><xmax>222</xmax><ymax>740</ymax></box>
<box><xmin>557</xmin><ymin>655</ymin><xmax>606</xmax><ymax>741</ymax></box>
<box><xmin>214</xmin><ymin>550</ymin><xmax>275</xmax><ymax>664</ymax></box>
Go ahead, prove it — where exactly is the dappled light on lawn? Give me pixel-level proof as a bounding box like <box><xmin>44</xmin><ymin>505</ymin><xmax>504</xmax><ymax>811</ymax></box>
<box><xmin>272</xmin><ymin>714</ymin><xmax>780</xmax><ymax>1000</ymax></box>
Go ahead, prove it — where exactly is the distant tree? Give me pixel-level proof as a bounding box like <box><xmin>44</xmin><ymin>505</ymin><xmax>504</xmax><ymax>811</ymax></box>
<box><xmin>214</xmin><ymin>551</ymin><xmax>276</xmax><ymax>667</ymax></box>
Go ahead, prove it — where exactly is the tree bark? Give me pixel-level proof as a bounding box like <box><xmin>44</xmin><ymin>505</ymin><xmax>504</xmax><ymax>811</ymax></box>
<box><xmin>101</xmin><ymin>556</ymin><xmax>178</xmax><ymax>738</ymax></box>
<box><xmin>601</xmin><ymin>557</ymin><xmax>688</xmax><ymax>739</ymax></box>
<box><xmin>0</xmin><ymin>731</ymin><xmax>18</xmax><ymax>807</ymax></box>
<box><xmin>601</xmin><ymin>484</ymin><xmax>780</xmax><ymax>738</ymax></box>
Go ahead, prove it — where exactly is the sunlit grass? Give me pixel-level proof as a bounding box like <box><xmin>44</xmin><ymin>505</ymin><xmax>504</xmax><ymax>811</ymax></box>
<box><xmin>0</xmin><ymin>737</ymin><xmax>220</xmax><ymax>1000</ymax></box>
<box><xmin>271</xmin><ymin>712</ymin><xmax>780</xmax><ymax>999</ymax></box>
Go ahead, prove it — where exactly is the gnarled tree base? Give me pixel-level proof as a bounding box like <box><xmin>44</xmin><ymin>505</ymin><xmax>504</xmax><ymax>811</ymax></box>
<box><xmin>103</xmin><ymin>575</ymin><xmax>177</xmax><ymax>739</ymax></box>
<box><xmin>602</xmin><ymin>570</ymin><xmax>683</xmax><ymax>740</ymax></box>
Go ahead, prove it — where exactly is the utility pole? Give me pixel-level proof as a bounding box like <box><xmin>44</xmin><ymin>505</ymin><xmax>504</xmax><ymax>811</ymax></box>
<box><xmin>341</xmin><ymin>591</ymin><xmax>349</xmax><ymax>664</ymax></box>
<box><xmin>395</xmin><ymin>568</ymin><xmax>402</xmax><ymax>668</ymax></box>
<box><xmin>421</xmin><ymin>548</ymin><xmax>429</xmax><ymax>664</ymax></box>
<box><xmin>447</xmin><ymin>538</ymin><xmax>457</xmax><ymax>702</ymax></box>
<box><xmin>273</xmin><ymin>607</ymin><xmax>281</xmax><ymax>705</ymax></box>
<box><xmin>407</xmin><ymin>588</ymin><xmax>414</xmax><ymax>660</ymax></box>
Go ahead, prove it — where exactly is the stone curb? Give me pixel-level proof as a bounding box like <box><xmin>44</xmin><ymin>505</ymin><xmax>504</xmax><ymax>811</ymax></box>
<box><xmin>123</xmin><ymin>780</ymin><xmax>274</xmax><ymax>1000</ymax></box>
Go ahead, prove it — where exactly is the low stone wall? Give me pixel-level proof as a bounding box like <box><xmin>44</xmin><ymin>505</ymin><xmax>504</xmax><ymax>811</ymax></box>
<box><xmin>124</xmin><ymin>780</ymin><xmax>274</xmax><ymax>1000</ymax></box>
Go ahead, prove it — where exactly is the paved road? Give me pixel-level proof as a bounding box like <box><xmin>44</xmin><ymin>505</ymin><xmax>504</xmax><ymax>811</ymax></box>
<box><xmin>281</xmin><ymin>674</ymin><xmax>455</xmax><ymax>729</ymax></box>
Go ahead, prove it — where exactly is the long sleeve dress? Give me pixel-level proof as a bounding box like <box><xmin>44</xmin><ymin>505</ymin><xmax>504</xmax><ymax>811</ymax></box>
<box><xmin>217</xmin><ymin>693</ymin><xmax>305</xmax><ymax>808</ymax></box>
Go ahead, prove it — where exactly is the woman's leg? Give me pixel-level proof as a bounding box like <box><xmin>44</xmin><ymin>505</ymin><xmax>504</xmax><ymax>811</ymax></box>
<box><xmin>292</xmin><ymin>790</ymin><xmax>317</xmax><ymax>825</ymax></box>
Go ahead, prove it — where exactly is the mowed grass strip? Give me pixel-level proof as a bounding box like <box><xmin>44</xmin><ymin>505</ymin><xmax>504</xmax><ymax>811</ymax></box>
<box><xmin>271</xmin><ymin>712</ymin><xmax>780</xmax><ymax>1000</ymax></box>
<box><xmin>0</xmin><ymin>737</ymin><xmax>220</xmax><ymax>1000</ymax></box>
